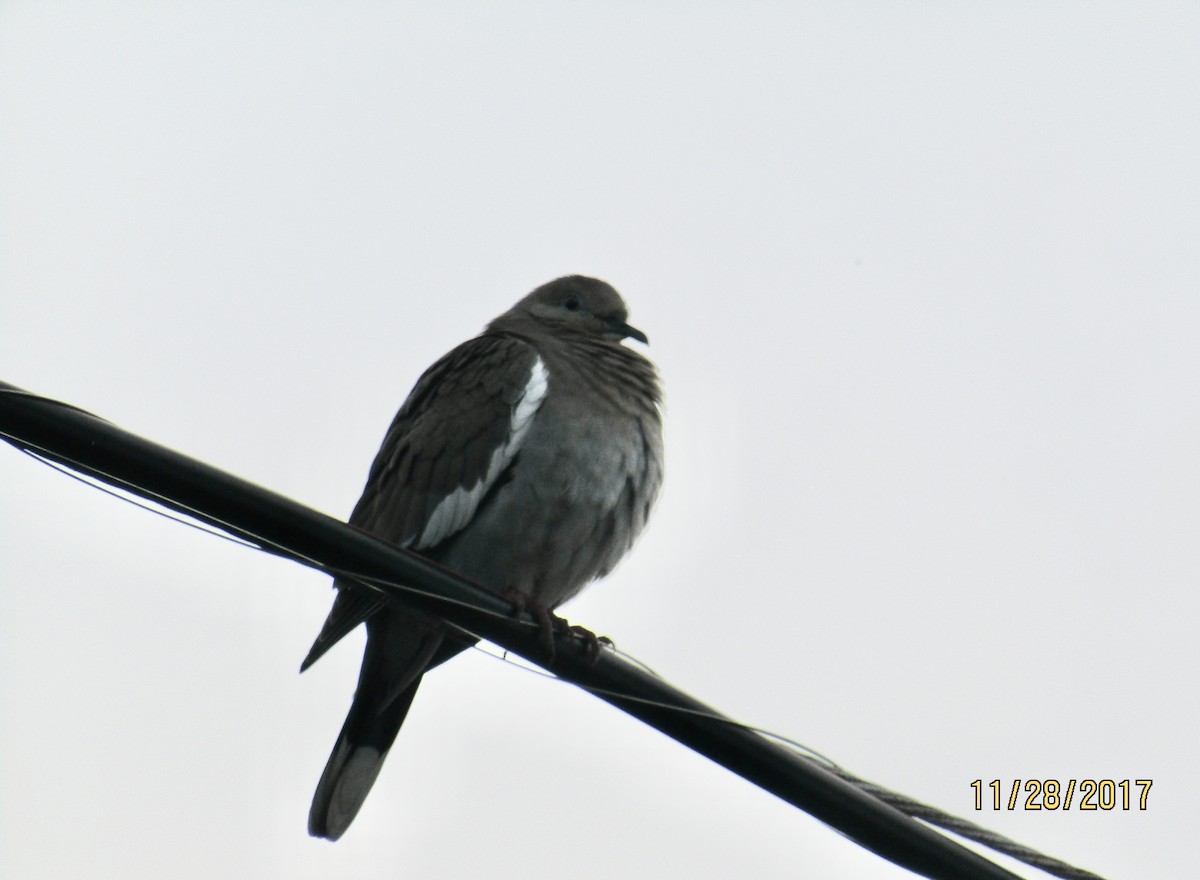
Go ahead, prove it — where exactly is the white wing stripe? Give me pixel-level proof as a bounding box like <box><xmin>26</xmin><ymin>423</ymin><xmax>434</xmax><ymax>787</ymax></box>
<box><xmin>417</xmin><ymin>357</ymin><xmax>549</xmax><ymax>548</ymax></box>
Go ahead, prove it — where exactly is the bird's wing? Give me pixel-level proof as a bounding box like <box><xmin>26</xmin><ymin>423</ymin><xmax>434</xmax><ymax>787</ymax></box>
<box><xmin>300</xmin><ymin>334</ymin><xmax>547</xmax><ymax>671</ymax></box>
<box><xmin>350</xmin><ymin>334</ymin><xmax>548</xmax><ymax>549</ymax></box>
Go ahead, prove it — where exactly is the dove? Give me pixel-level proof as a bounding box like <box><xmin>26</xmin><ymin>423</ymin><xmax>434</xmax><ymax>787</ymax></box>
<box><xmin>304</xmin><ymin>275</ymin><xmax>663</xmax><ymax>840</ymax></box>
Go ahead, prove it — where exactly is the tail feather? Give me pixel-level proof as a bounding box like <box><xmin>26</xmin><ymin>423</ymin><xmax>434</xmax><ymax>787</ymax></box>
<box><xmin>301</xmin><ymin>585</ymin><xmax>387</xmax><ymax>673</ymax></box>
<box><xmin>308</xmin><ymin>676</ymin><xmax>422</xmax><ymax>840</ymax></box>
<box><xmin>309</xmin><ymin>615</ymin><xmax>443</xmax><ymax>840</ymax></box>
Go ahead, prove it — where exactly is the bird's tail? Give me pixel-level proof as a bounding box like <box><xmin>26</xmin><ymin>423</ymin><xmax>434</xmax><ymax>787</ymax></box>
<box><xmin>309</xmin><ymin>619</ymin><xmax>442</xmax><ymax>840</ymax></box>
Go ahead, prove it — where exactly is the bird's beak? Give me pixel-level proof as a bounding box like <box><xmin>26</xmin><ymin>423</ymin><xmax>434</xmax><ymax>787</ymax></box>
<box><xmin>608</xmin><ymin>319</ymin><xmax>649</xmax><ymax>345</ymax></box>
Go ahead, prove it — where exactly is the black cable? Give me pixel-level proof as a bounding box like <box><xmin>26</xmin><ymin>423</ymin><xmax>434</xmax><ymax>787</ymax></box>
<box><xmin>0</xmin><ymin>380</ymin><xmax>1096</xmax><ymax>880</ymax></box>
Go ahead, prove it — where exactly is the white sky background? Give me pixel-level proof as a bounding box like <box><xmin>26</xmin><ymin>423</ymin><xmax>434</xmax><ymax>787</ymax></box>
<box><xmin>1</xmin><ymin>3</ymin><xmax>1196</xmax><ymax>878</ymax></box>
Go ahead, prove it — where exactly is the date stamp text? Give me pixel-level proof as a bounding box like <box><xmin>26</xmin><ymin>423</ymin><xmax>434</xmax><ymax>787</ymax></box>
<box><xmin>970</xmin><ymin>779</ymin><xmax>1152</xmax><ymax>811</ymax></box>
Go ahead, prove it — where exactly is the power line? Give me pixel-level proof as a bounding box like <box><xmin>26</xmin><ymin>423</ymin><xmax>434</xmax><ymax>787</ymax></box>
<box><xmin>0</xmin><ymin>381</ymin><xmax>1107</xmax><ymax>880</ymax></box>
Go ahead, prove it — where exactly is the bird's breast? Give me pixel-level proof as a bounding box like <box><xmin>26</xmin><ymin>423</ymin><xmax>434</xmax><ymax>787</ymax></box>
<box><xmin>435</xmin><ymin>354</ymin><xmax>662</xmax><ymax>607</ymax></box>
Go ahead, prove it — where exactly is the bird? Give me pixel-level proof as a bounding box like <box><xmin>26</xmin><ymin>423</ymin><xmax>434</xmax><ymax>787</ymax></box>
<box><xmin>303</xmin><ymin>275</ymin><xmax>664</xmax><ymax>840</ymax></box>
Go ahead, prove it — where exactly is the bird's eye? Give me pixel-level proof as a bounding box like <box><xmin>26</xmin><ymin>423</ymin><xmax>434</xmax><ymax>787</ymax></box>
<box><xmin>563</xmin><ymin>295</ymin><xmax>582</xmax><ymax>311</ymax></box>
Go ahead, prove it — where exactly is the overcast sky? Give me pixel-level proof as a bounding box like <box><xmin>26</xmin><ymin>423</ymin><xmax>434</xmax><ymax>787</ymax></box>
<box><xmin>2</xmin><ymin>3</ymin><xmax>1197</xmax><ymax>879</ymax></box>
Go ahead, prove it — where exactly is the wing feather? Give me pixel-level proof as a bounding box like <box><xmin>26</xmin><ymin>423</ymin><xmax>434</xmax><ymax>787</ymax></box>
<box><xmin>302</xmin><ymin>335</ymin><xmax>548</xmax><ymax>670</ymax></box>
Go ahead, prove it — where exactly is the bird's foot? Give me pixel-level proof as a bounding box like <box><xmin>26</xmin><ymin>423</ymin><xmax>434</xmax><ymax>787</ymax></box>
<box><xmin>561</xmin><ymin>623</ymin><xmax>613</xmax><ymax>665</ymax></box>
<box><xmin>498</xmin><ymin>589</ymin><xmax>554</xmax><ymax>660</ymax></box>
<box><xmin>545</xmin><ymin>615</ymin><xmax>612</xmax><ymax>666</ymax></box>
<box><xmin>499</xmin><ymin>589</ymin><xmax>611</xmax><ymax>666</ymax></box>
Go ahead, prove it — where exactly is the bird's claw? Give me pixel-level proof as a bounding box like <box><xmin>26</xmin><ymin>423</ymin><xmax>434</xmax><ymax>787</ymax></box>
<box><xmin>563</xmin><ymin>624</ymin><xmax>612</xmax><ymax>664</ymax></box>
<box><xmin>500</xmin><ymin>589</ymin><xmax>611</xmax><ymax>666</ymax></box>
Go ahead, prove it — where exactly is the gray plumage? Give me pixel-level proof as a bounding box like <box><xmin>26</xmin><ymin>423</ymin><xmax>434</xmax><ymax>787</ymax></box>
<box><xmin>305</xmin><ymin>276</ymin><xmax>663</xmax><ymax>840</ymax></box>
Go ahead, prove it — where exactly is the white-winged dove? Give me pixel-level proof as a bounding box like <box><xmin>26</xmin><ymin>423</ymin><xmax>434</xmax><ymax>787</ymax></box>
<box><xmin>304</xmin><ymin>276</ymin><xmax>664</xmax><ymax>840</ymax></box>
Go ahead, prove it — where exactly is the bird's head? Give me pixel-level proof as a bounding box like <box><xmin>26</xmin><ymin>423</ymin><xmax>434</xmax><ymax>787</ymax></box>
<box><xmin>496</xmin><ymin>276</ymin><xmax>649</xmax><ymax>345</ymax></box>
